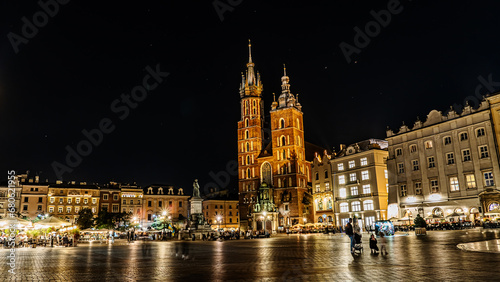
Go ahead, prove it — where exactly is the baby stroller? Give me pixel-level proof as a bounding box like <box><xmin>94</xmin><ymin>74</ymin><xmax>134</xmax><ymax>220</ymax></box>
<box><xmin>353</xmin><ymin>233</ymin><xmax>363</xmax><ymax>254</ymax></box>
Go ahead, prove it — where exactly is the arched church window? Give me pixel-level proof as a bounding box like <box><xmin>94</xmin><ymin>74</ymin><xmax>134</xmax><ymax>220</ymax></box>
<box><xmin>280</xmin><ymin>118</ymin><xmax>285</xmax><ymax>129</ymax></box>
<box><xmin>245</xmin><ymin>119</ymin><xmax>249</xmax><ymax>127</ymax></box>
<box><xmin>246</xmin><ymin>156</ymin><xmax>250</xmax><ymax>165</ymax></box>
<box><xmin>261</xmin><ymin>162</ymin><xmax>272</xmax><ymax>185</ymax></box>
<box><xmin>245</xmin><ymin>130</ymin><xmax>249</xmax><ymax>139</ymax></box>
<box><xmin>282</xmin><ymin>150</ymin><xmax>286</xmax><ymax>160</ymax></box>
<box><xmin>297</xmin><ymin>118</ymin><xmax>300</xmax><ymax>130</ymax></box>
<box><xmin>281</xmin><ymin>136</ymin><xmax>286</xmax><ymax>146</ymax></box>
<box><xmin>246</xmin><ymin>142</ymin><xmax>250</xmax><ymax>152</ymax></box>
<box><xmin>247</xmin><ymin>168</ymin><xmax>251</xmax><ymax>179</ymax></box>
<box><xmin>245</xmin><ymin>101</ymin><xmax>249</xmax><ymax>115</ymax></box>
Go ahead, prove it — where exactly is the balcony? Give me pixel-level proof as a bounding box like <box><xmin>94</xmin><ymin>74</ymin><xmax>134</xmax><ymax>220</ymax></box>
<box><xmin>335</xmin><ymin>192</ymin><xmax>378</xmax><ymax>201</ymax></box>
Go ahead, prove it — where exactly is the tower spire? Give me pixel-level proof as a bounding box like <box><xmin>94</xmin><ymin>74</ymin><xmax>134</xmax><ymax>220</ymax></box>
<box><xmin>283</xmin><ymin>64</ymin><xmax>286</xmax><ymax>76</ymax></box>
<box><xmin>248</xmin><ymin>39</ymin><xmax>252</xmax><ymax>64</ymax></box>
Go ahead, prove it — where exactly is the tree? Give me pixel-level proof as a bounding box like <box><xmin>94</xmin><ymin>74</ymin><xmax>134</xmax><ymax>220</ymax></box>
<box><xmin>94</xmin><ymin>211</ymin><xmax>114</xmax><ymax>229</ymax></box>
<box><xmin>76</xmin><ymin>208</ymin><xmax>94</xmax><ymax>229</ymax></box>
<box><xmin>414</xmin><ymin>214</ymin><xmax>427</xmax><ymax>228</ymax></box>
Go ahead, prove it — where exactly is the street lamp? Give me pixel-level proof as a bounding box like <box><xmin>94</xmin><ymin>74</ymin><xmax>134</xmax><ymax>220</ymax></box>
<box><xmin>216</xmin><ymin>215</ymin><xmax>222</xmax><ymax>233</ymax></box>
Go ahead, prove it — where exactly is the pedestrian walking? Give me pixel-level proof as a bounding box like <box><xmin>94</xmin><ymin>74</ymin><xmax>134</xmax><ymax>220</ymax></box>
<box><xmin>369</xmin><ymin>234</ymin><xmax>379</xmax><ymax>254</ymax></box>
<box><xmin>379</xmin><ymin>232</ymin><xmax>387</xmax><ymax>255</ymax></box>
<box><xmin>345</xmin><ymin>218</ymin><xmax>354</xmax><ymax>254</ymax></box>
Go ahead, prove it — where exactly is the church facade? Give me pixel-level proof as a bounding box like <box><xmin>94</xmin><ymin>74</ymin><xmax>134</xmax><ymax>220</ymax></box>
<box><xmin>237</xmin><ymin>42</ymin><xmax>315</xmax><ymax>232</ymax></box>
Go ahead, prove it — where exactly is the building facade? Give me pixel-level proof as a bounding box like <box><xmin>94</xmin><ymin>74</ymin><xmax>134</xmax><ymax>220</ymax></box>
<box><xmin>99</xmin><ymin>182</ymin><xmax>121</xmax><ymax>213</ymax></box>
<box><xmin>386</xmin><ymin>98</ymin><xmax>500</xmax><ymax>223</ymax></box>
<box><xmin>120</xmin><ymin>183</ymin><xmax>143</xmax><ymax>223</ymax></box>
<box><xmin>0</xmin><ymin>174</ymin><xmax>23</xmax><ymax>219</ymax></box>
<box><xmin>204</xmin><ymin>199</ymin><xmax>240</xmax><ymax>230</ymax></box>
<box><xmin>331</xmin><ymin>140</ymin><xmax>389</xmax><ymax>228</ymax></box>
<box><xmin>237</xmin><ymin>42</ymin><xmax>314</xmax><ymax>232</ymax></box>
<box><xmin>19</xmin><ymin>176</ymin><xmax>50</xmax><ymax>220</ymax></box>
<box><xmin>311</xmin><ymin>152</ymin><xmax>335</xmax><ymax>225</ymax></box>
<box><xmin>47</xmin><ymin>181</ymin><xmax>100</xmax><ymax>223</ymax></box>
<box><xmin>142</xmin><ymin>185</ymin><xmax>189</xmax><ymax>227</ymax></box>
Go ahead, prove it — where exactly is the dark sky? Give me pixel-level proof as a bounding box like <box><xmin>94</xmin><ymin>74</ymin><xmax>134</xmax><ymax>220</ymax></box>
<box><xmin>1</xmin><ymin>0</ymin><xmax>500</xmax><ymax>194</ymax></box>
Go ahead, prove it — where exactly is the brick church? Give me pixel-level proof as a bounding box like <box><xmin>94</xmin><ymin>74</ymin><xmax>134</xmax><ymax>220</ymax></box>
<box><xmin>237</xmin><ymin>41</ymin><xmax>322</xmax><ymax>232</ymax></box>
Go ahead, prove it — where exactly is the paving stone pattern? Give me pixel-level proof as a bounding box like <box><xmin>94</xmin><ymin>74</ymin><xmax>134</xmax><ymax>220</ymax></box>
<box><xmin>1</xmin><ymin>229</ymin><xmax>500</xmax><ymax>281</ymax></box>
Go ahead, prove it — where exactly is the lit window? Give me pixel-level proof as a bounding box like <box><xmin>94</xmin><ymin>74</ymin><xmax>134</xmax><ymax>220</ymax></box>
<box><xmin>84</xmin><ymin>198</ymin><xmax>88</xmax><ymax>204</ymax></box>
<box><xmin>338</xmin><ymin>175</ymin><xmax>345</xmax><ymax>185</ymax></box>
<box><xmin>443</xmin><ymin>136</ymin><xmax>452</xmax><ymax>145</ymax></box>
<box><xmin>412</xmin><ymin>160</ymin><xmax>419</xmax><ymax>171</ymax></box>
<box><xmin>350</xmin><ymin>186</ymin><xmax>358</xmax><ymax>196</ymax></box>
<box><xmin>92</xmin><ymin>198</ymin><xmax>97</xmax><ymax>204</ymax></box>
<box><xmin>479</xmin><ymin>145</ymin><xmax>489</xmax><ymax>158</ymax></box>
<box><xmin>339</xmin><ymin>188</ymin><xmax>346</xmax><ymax>198</ymax></box>
<box><xmin>398</xmin><ymin>163</ymin><xmax>404</xmax><ymax>174</ymax></box>
<box><xmin>415</xmin><ymin>182</ymin><xmax>422</xmax><ymax>195</ymax></box>
<box><xmin>450</xmin><ymin>177</ymin><xmax>459</xmax><ymax>192</ymax></box>
<box><xmin>484</xmin><ymin>171</ymin><xmax>494</xmax><ymax>187</ymax></box>
<box><xmin>431</xmin><ymin>180</ymin><xmax>439</xmax><ymax>193</ymax></box>
<box><xmin>68</xmin><ymin>198</ymin><xmax>72</xmax><ymax>204</ymax></box>
<box><xmin>351</xmin><ymin>201</ymin><xmax>361</xmax><ymax>212</ymax></box>
<box><xmin>50</xmin><ymin>197</ymin><xmax>54</xmax><ymax>203</ymax></box>
<box><xmin>348</xmin><ymin>161</ymin><xmax>355</xmax><ymax>168</ymax></box>
<box><xmin>361</xmin><ymin>158</ymin><xmax>368</xmax><ymax>166</ymax></box>
<box><xmin>76</xmin><ymin>198</ymin><xmax>80</xmax><ymax>204</ymax></box>
<box><xmin>396</xmin><ymin>148</ymin><xmax>402</xmax><ymax>156</ymax></box>
<box><xmin>58</xmin><ymin>207</ymin><xmax>63</xmax><ymax>213</ymax></box>
<box><xmin>462</xmin><ymin>149</ymin><xmax>471</xmax><ymax>162</ymax></box>
<box><xmin>400</xmin><ymin>185</ymin><xmax>407</xmax><ymax>197</ymax></box>
<box><xmin>315</xmin><ymin>184</ymin><xmax>320</xmax><ymax>193</ymax></box>
<box><xmin>361</xmin><ymin>171</ymin><xmax>369</xmax><ymax>180</ymax></box>
<box><xmin>477</xmin><ymin>128</ymin><xmax>485</xmax><ymax>137</ymax></box>
<box><xmin>362</xmin><ymin>184</ymin><xmax>371</xmax><ymax>194</ymax></box>
<box><xmin>460</xmin><ymin>132</ymin><xmax>468</xmax><ymax>141</ymax></box>
<box><xmin>350</xmin><ymin>173</ymin><xmax>357</xmax><ymax>182</ymax></box>
<box><xmin>66</xmin><ymin>207</ymin><xmax>71</xmax><ymax>213</ymax></box>
<box><xmin>447</xmin><ymin>153</ymin><xmax>455</xmax><ymax>165</ymax></box>
<box><xmin>409</xmin><ymin>144</ymin><xmax>417</xmax><ymax>153</ymax></box>
<box><xmin>363</xmin><ymin>200</ymin><xmax>374</xmax><ymax>211</ymax></box>
<box><xmin>425</xmin><ymin>141</ymin><xmax>433</xmax><ymax>149</ymax></box>
<box><xmin>49</xmin><ymin>207</ymin><xmax>54</xmax><ymax>213</ymax></box>
<box><xmin>325</xmin><ymin>182</ymin><xmax>330</xmax><ymax>191</ymax></box>
<box><xmin>385</xmin><ymin>170</ymin><xmax>388</xmax><ymax>179</ymax></box>
<box><xmin>428</xmin><ymin>157</ymin><xmax>435</xmax><ymax>168</ymax></box>
<box><xmin>340</xmin><ymin>203</ymin><xmax>349</xmax><ymax>213</ymax></box>
<box><xmin>466</xmin><ymin>174</ymin><xmax>476</xmax><ymax>189</ymax></box>
<box><xmin>338</xmin><ymin>163</ymin><xmax>344</xmax><ymax>171</ymax></box>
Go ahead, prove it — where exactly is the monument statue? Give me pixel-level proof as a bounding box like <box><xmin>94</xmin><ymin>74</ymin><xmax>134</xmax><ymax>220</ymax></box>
<box><xmin>193</xmin><ymin>179</ymin><xmax>201</xmax><ymax>198</ymax></box>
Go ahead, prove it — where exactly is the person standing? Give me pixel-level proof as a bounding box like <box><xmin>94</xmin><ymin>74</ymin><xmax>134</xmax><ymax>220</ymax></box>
<box><xmin>345</xmin><ymin>218</ymin><xmax>354</xmax><ymax>254</ymax></box>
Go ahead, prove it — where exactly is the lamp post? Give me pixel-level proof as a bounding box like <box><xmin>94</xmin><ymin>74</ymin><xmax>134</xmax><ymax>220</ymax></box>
<box><xmin>216</xmin><ymin>215</ymin><xmax>222</xmax><ymax>234</ymax></box>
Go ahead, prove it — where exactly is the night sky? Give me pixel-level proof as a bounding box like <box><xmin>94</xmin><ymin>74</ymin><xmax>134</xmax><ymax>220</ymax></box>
<box><xmin>1</xmin><ymin>1</ymin><xmax>500</xmax><ymax>194</ymax></box>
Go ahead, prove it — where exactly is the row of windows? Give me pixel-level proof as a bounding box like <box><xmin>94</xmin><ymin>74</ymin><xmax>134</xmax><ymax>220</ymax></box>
<box><xmin>399</xmin><ymin>172</ymin><xmax>494</xmax><ymax>196</ymax></box>
<box><xmin>243</xmin><ymin>100</ymin><xmax>259</xmax><ymax>116</ymax></box>
<box><xmin>50</xmin><ymin>197</ymin><xmax>96</xmax><ymax>205</ymax></box>
<box><xmin>315</xmin><ymin>183</ymin><xmax>331</xmax><ymax>192</ymax></box>
<box><xmin>339</xmin><ymin>200</ymin><xmax>374</xmax><ymax>212</ymax></box>
<box><xmin>338</xmin><ymin>185</ymin><xmax>372</xmax><ymax>197</ymax></box>
<box><xmin>315</xmin><ymin>198</ymin><xmax>333</xmax><ymax>211</ymax></box>
<box><xmin>102</xmin><ymin>194</ymin><xmax>120</xmax><ymax>201</ymax></box>
<box><xmin>337</xmin><ymin>158</ymin><xmax>368</xmax><ymax>171</ymax></box>
<box><xmin>395</xmin><ymin>128</ymin><xmax>486</xmax><ymax>156</ymax></box>
<box><xmin>338</xmin><ymin>171</ymin><xmax>370</xmax><ymax>184</ymax></box>
<box><xmin>206</xmin><ymin>205</ymin><xmax>237</xmax><ymax>209</ymax></box>
<box><xmin>147</xmin><ymin>200</ymin><xmax>183</xmax><ymax>208</ymax></box>
<box><xmin>210</xmin><ymin>211</ymin><xmax>238</xmax><ymax>216</ymax></box>
<box><xmin>315</xmin><ymin>170</ymin><xmax>329</xmax><ymax>180</ymax></box>
<box><xmin>48</xmin><ymin>206</ymin><xmax>96</xmax><ymax>213</ymax></box>
<box><xmin>123</xmin><ymin>199</ymin><xmax>141</xmax><ymax>205</ymax></box>
<box><xmin>398</xmin><ymin>146</ymin><xmax>490</xmax><ymax>173</ymax></box>
<box><xmin>277</xmin><ymin>118</ymin><xmax>301</xmax><ymax>130</ymax></box>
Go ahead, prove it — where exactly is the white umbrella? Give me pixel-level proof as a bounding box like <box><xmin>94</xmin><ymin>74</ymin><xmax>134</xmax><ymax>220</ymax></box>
<box><xmin>0</xmin><ymin>216</ymin><xmax>32</xmax><ymax>228</ymax></box>
<box><xmin>35</xmin><ymin>216</ymin><xmax>71</xmax><ymax>228</ymax></box>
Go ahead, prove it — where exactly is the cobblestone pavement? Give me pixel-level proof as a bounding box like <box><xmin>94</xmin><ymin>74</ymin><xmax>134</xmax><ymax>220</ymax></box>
<box><xmin>2</xmin><ymin>228</ymin><xmax>500</xmax><ymax>281</ymax></box>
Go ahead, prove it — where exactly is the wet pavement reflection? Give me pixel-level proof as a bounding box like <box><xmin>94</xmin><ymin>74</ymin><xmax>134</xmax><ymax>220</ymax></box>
<box><xmin>2</xmin><ymin>229</ymin><xmax>500</xmax><ymax>281</ymax></box>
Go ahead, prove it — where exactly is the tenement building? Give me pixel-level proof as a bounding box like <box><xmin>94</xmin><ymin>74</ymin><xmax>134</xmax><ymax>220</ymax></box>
<box><xmin>19</xmin><ymin>176</ymin><xmax>51</xmax><ymax>220</ymax></box>
<box><xmin>386</xmin><ymin>98</ymin><xmax>500</xmax><ymax>223</ymax></box>
<box><xmin>142</xmin><ymin>185</ymin><xmax>189</xmax><ymax>228</ymax></box>
<box><xmin>47</xmin><ymin>181</ymin><xmax>100</xmax><ymax>223</ymax></box>
<box><xmin>312</xmin><ymin>140</ymin><xmax>389</xmax><ymax>228</ymax></box>
<box><xmin>237</xmin><ymin>42</ymin><xmax>319</xmax><ymax>232</ymax></box>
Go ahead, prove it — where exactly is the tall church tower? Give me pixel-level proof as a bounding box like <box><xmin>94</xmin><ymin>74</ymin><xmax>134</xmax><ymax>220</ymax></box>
<box><xmin>270</xmin><ymin>66</ymin><xmax>310</xmax><ymax>225</ymax></box>
<box><xmin>237</xmin><ymin>41</ymin><xmax>264</xmax><ymax>223</ymax></box>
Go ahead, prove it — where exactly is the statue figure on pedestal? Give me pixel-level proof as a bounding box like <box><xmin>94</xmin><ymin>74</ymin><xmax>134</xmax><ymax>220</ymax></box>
<box><xmin>193</xmin><ymin>179</ymin><xmax>201</xmax><ymax>198</ymax></box>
